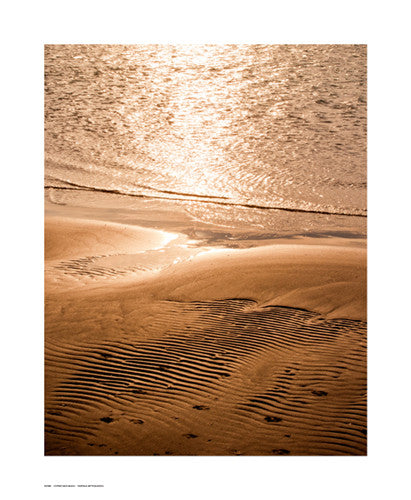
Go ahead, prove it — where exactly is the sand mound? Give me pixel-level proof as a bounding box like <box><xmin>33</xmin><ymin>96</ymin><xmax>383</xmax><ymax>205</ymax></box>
<box><xmin>45</xmin><ymin>216</ymin><xmax>174</xmax><ymax>261</ymax></box>
<box><xmin>101</xmin><ymin>244</ymin><xmax>367</xmax><ymax>321</ymax></box>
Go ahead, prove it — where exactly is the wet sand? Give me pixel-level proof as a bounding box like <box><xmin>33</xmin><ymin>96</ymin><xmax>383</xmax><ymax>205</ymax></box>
<box><xmin>45</xmin><ymin>212</ymin><xmax>366</xmax><ymax>456</ymax></box>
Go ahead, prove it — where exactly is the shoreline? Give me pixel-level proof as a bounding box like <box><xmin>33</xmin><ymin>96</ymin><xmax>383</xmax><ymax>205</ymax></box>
<box><xmin>44</xmin><ymin>188</ymin><xmax>366</xmax><ymax>246</ymax></box>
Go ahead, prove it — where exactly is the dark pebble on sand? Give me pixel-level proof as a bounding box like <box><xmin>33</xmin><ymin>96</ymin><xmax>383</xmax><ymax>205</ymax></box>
<box><xmin>312</xmin><ymin>390</ymin><xmax>328</xmax><ymax>396</ymax></box>
<box><xmin>272</xmin><ymin>449</ymin><xmax>290</xmax><ymax>455</ymax></box>
<box><xmin>100</xmin><ymin>417</ymin><xmax>114</xmax><ymax>423</ymax></box>
<box><xmin>265</xmin><ymin>416</ymin><xmax>282</xmax><ymax>423</ymax></box>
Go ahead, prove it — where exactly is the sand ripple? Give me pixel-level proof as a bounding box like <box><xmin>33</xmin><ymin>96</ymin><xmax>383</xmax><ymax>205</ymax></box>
<box><xmin>45</xmin><ymin>299</ymin><xmax>366</xmax><ymax>456</ymax></box>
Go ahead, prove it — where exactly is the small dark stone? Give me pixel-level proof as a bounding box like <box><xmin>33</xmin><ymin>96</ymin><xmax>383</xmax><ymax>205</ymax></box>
<box><xmin>312</xmin><ymin>390</ymin><xmax>328</xmax><ymax>396</ymax></box>
<box><xmin>193</xmin><ymin>405</ymin><xmax>210</xmax><ymax>410</ymax></box>
<box><xmin>272</xmin><ymin>449</ymin><xmax>290</xmax><ymax>455</ymax></box>
<box><xmin>264</xmin><ymin>416</ymin><xmax>282</xmax><ymax>423</ymax></box>
<box><xmin>100</xmin><ymin>417</ymin><xmax>114</xmax><ymax>423</ymax></box>
<box><xmin>183</xmin><ymin>433</ymin><xmax>198</xmax><ymax>439</ymax></box>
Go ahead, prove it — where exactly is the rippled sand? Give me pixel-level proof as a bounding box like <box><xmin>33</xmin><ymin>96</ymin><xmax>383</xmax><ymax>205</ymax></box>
<box><xmin>45</xmin><ymin>212</ymin><xmax>366</xmax><ymax>456</ymax></box>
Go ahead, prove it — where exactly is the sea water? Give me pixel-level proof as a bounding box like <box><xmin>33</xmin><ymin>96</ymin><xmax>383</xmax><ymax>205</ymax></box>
<box><xmin>45</xmin><ymin>44</ymin><xmax>366</xmax><ymax>237</ymax></box>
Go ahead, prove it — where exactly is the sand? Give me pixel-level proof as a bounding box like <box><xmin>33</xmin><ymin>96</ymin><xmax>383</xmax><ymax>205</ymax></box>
<box><xmin>45</xmin><ymin>215</ymin><xmax>367</xmax><ymax>456</ymax></box>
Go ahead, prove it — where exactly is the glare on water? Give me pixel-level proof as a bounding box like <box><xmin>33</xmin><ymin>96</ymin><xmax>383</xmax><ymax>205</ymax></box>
<box><xmin>45</xmin><ymin>44</ymin><xmax>366</xmax><ymax>234</ymax></box>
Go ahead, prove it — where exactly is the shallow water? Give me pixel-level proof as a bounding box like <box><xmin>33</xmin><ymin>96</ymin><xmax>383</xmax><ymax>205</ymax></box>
<box><xmin>45</xmin><ymin>44</ymin><xmax>366</xmax><ymax>235</ymax></box>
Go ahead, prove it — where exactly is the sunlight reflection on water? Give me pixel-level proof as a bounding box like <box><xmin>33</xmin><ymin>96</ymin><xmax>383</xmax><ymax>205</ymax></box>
<box><xmin>45</xmin><ymin>44</ymin><xmax>366</xmax><ymax>233</ymax></box>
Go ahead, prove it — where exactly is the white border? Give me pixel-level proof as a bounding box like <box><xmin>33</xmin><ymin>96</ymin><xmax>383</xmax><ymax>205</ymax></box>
<box><xmin>3</xmin><ymin>0</ymin><xmax>411</xmax><ymax>498</ymax></box>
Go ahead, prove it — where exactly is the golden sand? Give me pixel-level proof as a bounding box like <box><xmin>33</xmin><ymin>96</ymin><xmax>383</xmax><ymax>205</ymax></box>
<box><xmin>45</xmin><ymin>216</ymin><xmax>366</xmax><ymax>456</ymax></box>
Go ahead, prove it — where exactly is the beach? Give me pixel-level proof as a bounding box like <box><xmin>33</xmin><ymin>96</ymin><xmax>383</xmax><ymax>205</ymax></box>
<box><xmin>45</xmin><ymin>205</ymin><xmax>366</xmax><ymax>456</ymax></box>
<box><xmin>44</xmin><ymin>44</ymin><xmax>367</xmax><ymax>456</ymax></box>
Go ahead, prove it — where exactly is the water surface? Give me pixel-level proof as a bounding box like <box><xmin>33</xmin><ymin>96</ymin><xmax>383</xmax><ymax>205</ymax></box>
<box><xmin>45</xmin><ymin>44</ymin><xmax>366</xmax><ymax>236</ymax></box>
